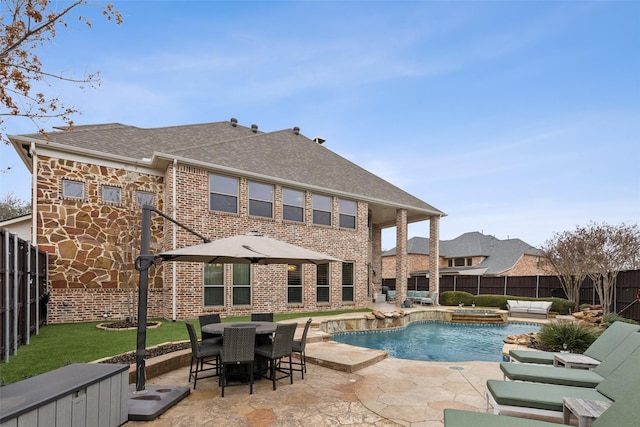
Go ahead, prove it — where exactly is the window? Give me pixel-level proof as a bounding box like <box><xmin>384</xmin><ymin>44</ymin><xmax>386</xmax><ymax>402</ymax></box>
<box><xmin>338</xmin><ymin>199</ymin><xmax>356</xmax><ymax>229</ymax></box>
<box><xmin>316</xmin><ymin>264</ymin><xmax>330</xmax><ymax>303</ymax></box>
<box><xmin>282</xmin><ymin>188</ymin><xmax>304</xmax><ymax>222</ymax></box>
<box><xmin>136</xmin><ymin>191</ymin><xmax>154</xmax><ymax>206</ymax></box>
<box><xmin>454</xmin><ymin>258</ymin><xmax>465</xmax><ymax>267</ymax></box>
<box><xmin>466</xmin><ymin>258</ymin><xmax>473</xmax><ymax>266</ymax></box>
<box><xmin>341</xmin><ymin>262</ymin><xmax>354</xmax><ymax>302</ymax></box>
<box><xmin>248</xmin><ymin>181</ymin><xmax>273</xmax><ymax>218</ymax></box>
<box><xmin>62</xmin><ymin>179</ymin><xmax>84</xmax><ymax>199</ymax></box>
<box><xmin>102</xmin><ymin>185</ymin><xmax>121</xmax><ymax>203</ymax></box>
<box><xmin>447</xmin><ymin>259</ymin><xmax>453</xmax><ymax>267</ymax></box>
<box><xmin>287</xmin><ymin>264</ymin><xmax>303</xmax><ymax>304</ymax></box>
<box><xmin>312</xmin><ymin>194</ymin><xmax>332</xmax><ymax>226</ymax></box>
<box><xmin>210</xmin><ymin>174</ymin><xmax>238</xmax><ymax>213</ymax></box>
<box><xmin>204</xmin><ymin>263</ymin><xmax>224</xmax><ymax>306</ymax></box>
<box><xmin>232</xmin><ymin>264</ymin><xmax>251</xmax><ymax>305</ymax></box>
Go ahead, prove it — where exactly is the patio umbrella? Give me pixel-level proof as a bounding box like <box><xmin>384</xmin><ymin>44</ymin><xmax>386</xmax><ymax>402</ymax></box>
<box><xmin>157</xmin><ymin>231</ymin><xmax>342</xmax><ymax>265</ymax></box>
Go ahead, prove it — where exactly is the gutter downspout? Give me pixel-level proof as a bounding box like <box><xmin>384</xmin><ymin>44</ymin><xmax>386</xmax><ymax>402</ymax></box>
<box><xmin>172</xmin><ymin>159</ymin><xmax>177</xmax><ymax>321</ymax></box>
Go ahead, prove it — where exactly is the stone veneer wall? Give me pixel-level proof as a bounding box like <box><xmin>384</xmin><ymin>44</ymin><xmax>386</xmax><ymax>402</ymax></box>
<box><xmin>36</xmin><ymin>155</ymin><xmax>165</xmax><ymax>323</ymax></box>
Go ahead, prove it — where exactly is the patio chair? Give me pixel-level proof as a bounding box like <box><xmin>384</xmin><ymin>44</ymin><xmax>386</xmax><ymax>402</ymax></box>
<box><xmin>255</xmin><ymin>322</ymin><xmax>297</xmax><ymax>390</ymax></box>
<box><xmin>199</xmin><ymin>313</ymin><xmax>222</xmax><ymax>345</ymax></box>
<box><xmin>219</xmin><ymin>325</ymin><xmax>257</xmax><ymax>397</ymax></box>
<box><xmin>291</xmin><ymin>318</ymin><xmax>312</xmax><ymax>379</ymax></box>
<box><xmin>500</xmin><ymin>332</ymin><xmax>640</xmax><ymax>388</ymax></box>
<box><xmin>185</xmin><ymin>321</ymin><xmax>221</xmax><ymax>389</ymax></box>
<box><xmin>251</xmin><ymin>313</ymin><xmax>274</xmax><ymax>322</ymax></box>
<box><xmin>386</xmin><ymin>290</ymin><xmax>396</xmax><ymax>303</ymax></box>
<box><xmin>509</xmin><ymin>321</ymin><xmax>640</xmax><ymax>365</ymax></box>
<box><xmin>444</xmin><ymin>378</ymin><xmax>640</xmax><ymax>427</ymax></box>
<box><xmin>419</xmin><ymin>291</ymin><xmax>438</xmax><ymax>305</ymax></box>
<box><xmin>485</xmin><ymin>345</ymin><xmax>640</xmax><ymax>420</ymax></box>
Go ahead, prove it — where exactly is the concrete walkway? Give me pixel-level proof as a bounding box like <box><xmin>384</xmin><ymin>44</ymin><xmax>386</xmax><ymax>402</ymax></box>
<box><xmin>125</xmin><ymin>304</ymin><xmax>548</xmax><ymax>426</ymax></box>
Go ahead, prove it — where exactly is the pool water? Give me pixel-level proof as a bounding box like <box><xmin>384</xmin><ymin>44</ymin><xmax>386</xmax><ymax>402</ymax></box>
<box><xmin>331</xmin><ymin>321</ymin><xmax>539</xmax><ymax>362</ymax></box>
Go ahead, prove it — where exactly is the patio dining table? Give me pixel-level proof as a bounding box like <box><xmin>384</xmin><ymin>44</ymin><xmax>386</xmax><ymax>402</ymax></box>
<box><xmin>202</xmin><ymin>321</ymin><xmax>278</xmax><ymax>378</ymax></box>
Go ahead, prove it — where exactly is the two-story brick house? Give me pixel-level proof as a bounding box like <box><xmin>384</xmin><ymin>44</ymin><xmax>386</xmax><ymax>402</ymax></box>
<box><xmin>382</xmin><ymin>232</ymin><xmax>556</xmax><ymax>279</ymax></box>
<box><xmin>8</xmin><ymin>119</ymin><xmax>444</xmax><ymax>323</ymax></box>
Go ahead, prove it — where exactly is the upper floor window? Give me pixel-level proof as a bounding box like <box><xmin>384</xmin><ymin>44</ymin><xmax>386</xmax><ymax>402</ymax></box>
<box><xmin>204</xmin><ymin>263</ymin><xmax>224</xmax><ymax>306</ymax></box>
<box><xmin>102</xmin><ymin>185</ymin><xmax>121</xmax><ymax>204</ymax></box>
<box><xmin>248</xmin><ymin>181</ymin><xmax>273</xmax><ymax>218</ymax></box>
<box><xmin>287</xmin><ymin>264</ymin><xmax>303</xmax><ymax>304</ymax></box>
<box><xmin>62</xmin><ymin>179</ymin><xmax>84</xmax><ymax>199</ymax></box>
<box><xmin>338</xmin><ymin>199</ymin><xmax>356</xmax><ymax>229</ymax></box>
<box><xmin>210</xmin><ymin>174</ymin><xmax>238</xmax><ymax>213</ymax></box>
<box><xmin>312</xmin><ymin>194</ymin><xmax>332</xmax><ymax>226</ymax></box>
<box><xmin>282</xmin><ymin>188</ymin><xmax>304</xmax><ymax>222</ymax></box>
<box><xmin>448</xmin><ymin>258</ymin><xmax>472</xmax><ymax>267</ymax></box>
<box><xmin>136</xmin><ymin>191</ymin><xmax>154</xmax><ymax>207</ymax></box>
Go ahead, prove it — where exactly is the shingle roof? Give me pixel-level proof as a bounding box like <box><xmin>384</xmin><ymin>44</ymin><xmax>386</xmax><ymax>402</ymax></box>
<box><xmin>10</xmin><ymin>121</ymin><xmax>444</xmax><ymax>222</ymax></box>
<box><xmin>383</xmin><ymin>231</ymin><xmax>543</xmax><ymax>275</ymax></box>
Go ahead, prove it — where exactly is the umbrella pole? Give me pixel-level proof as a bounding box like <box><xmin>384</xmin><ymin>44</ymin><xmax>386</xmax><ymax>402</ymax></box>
<box><xmin>134</xmin><ymin>205</ymin><xmax>152</xmax><ymax>391</ymax></box>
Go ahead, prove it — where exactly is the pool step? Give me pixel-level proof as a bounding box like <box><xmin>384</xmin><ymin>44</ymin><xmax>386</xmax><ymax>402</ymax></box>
<box><xmin>450</xmin><ymin>314</ymin><xmax>505</xmax><ymax>324</ymax></box>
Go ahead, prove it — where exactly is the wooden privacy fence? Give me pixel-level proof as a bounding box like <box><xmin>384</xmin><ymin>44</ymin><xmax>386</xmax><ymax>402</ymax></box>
<box><xmin>0</xmin><ymin>229</ymin><xmax>49</xmax><ymax>363</ymax></box>
<box><xmin>383</xmin><ymin>269</ymin><xmax>640</xmax><ymax>322</ymax></box>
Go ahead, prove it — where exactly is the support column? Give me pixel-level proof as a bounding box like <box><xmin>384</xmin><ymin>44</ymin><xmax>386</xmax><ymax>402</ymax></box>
<box><xmin>429</xmin><ymin>215</ymin><xmax>440</xmax><ymax>303</ymax></box>
<box><xmin>395</xmin><ymin>209</ymin><xmax>408</xmax><ymax>307</ymax></box>
<box><xmin>371</xmin><ymin>223</ymin><xmax>382</xmax><ymax>297</ymax></box>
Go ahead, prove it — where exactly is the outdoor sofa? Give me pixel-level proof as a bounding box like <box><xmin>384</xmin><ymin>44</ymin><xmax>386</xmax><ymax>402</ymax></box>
<box><xmin>509</xmin><ymin>321</ymin><xmax>640</xmax><ymax>365</ymax></box>
<box><xmin>500</xmin><ymin>332</ymin><xmax>640</xmax><ymax>387</ymax></box>
<box><xmin>444</xmin><ymin>378</ymin><xmax>640</xmax><ymax>427</ymax></box>
<box><xmin>485</xmin><ymin>345</ymin><xmax>640</xmax><ymax>419</ymax></box>
<box><xmin>506</xmin><ymin>300</ymin><xmax>552</xmax><ymax>318</ymax></box>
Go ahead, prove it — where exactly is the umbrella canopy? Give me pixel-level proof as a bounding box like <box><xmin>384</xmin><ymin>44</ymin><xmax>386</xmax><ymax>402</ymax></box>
<box><xmin>158</xmin><ymin>232</ymin><xmax>342</xmax><ymax>265</ymax></box>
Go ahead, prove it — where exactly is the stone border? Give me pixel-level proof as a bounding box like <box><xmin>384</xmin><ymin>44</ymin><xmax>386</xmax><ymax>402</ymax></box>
<box><xmin>96</xmin><ymin>321</ymin><xmax>162</xmax><ymax>331</ymax></box>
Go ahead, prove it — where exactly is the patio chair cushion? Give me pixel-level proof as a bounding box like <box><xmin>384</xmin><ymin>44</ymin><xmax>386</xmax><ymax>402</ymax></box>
<box><xmin>488</xmin><ymin>345</ymin><xmax>640</xmax><ymax>412</ymax></box>
<box><xmin>443</xmin><ymin>408</ymin><xmax>561</xmax><ymax>427</ymax></box>
<box><xmin>583</xmin><ymin>321</ymin><xmax>640</xmax><ymax>362</ymax></box>
<box><xmin>509</xmin><ymin>321</ymin><xmax>640</xmax><ymax>365</ymax></box>
<box><xmin>501</xmin><ymin>332</ymin><xmax>640</xmax><ymax>388</ymax></box>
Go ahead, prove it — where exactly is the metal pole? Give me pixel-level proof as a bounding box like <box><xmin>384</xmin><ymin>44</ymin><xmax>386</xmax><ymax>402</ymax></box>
<box><xmin>3</xmin><ymin>231</ymin><xmax>9</xmax><ymax>362</ymax></box>
<box><xmin>135</xmin><ymin>205</ymin><xmax>152</xmax><ymax>391</ymax></box>
<box><xmin>26</xmin><ymin>240</ymin><xmax>31</xmax><ymax>345</ymax></box>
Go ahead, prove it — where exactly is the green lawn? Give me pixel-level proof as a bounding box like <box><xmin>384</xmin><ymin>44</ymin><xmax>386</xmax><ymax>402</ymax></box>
<box><xmin>0</xmin><ymin>310</ymin><xmax>368</xmax><ymax>385</ymax></box>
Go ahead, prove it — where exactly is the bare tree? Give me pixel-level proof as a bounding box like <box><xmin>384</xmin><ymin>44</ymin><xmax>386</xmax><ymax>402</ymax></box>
<box><xmin>0</xmin><ymin>191</ymin><xmax>30</xmax><ymax>220</ymax></box>
<box><xmin>0</xmin><ymin>0</ymin><xmax>121</xmax><ymax>143</ymax></box>
<box><xmin>541</xmin><ymin>230</ymin><xmax>588</xmax><ymax>312</ymax></box>
<box><xmin>577</xmin><ymin>222</ymin><xmax>640</xmax><ymax>314</ymax></box>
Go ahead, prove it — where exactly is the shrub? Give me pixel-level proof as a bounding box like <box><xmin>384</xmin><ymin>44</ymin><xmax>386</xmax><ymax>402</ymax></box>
<box><xmin>440</xmin><ymin>291</ymin><xmax>475</xmax><ymax>306</ymax></box>
<box><xmin>603</xmin><ymin>313</ymin><xmax>639</xmax><ymax>327</ymax></box>
<box><xmin>438</xmin><ymin>292</ymin><xmax>574</xmax><ymax>314</ymax></box>
<box><xmin>537</xmin><ymin>321</ymin><xmax>601</xmax><ymax>353</ymax></box>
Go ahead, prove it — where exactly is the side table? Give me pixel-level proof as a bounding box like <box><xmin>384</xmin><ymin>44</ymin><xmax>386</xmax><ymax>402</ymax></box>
<box><xmin>563</xmin><ymin>397</ymin><xmax>611</xmax><ymax>427</ymax></box>
<box><xmin>554</xmin><ymin>353</ymin><xmax>600</xmax><ymax>369</ymax></box>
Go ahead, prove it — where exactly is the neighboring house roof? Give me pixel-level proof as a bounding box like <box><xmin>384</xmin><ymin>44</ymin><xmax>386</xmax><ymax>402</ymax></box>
<box><xmin>383</xmin><ymin>231</ymin><xmax>543</xmax><ymax>275</ymax></box>
<box><xmin>9</xmin><ymin>121</ymin><xmax>445</xmax><ymax>227</ymax></box>
<box><xmin>0</xmin><ymin>213</ymin><xmax>32</xmax><ymax>241</ymax></box>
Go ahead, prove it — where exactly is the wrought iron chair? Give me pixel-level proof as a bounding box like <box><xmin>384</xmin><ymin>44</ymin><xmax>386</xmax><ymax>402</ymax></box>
<box><xmin>199</xmin><ymin>313</ymin><xmax>222</xmax><ymax>345</ymax></box>
<box><xmin>255</xmin><ymin>322</ymin><xmax>297</xmax><ymax>390</ymax></box>
<box><xmin>291</xmin><ymin>318</ymin><xmax>312</xmax><ymax>379</ymax></box>
<box><xmin>251</xmin><ymin>313</ymin><xmax>274</xmax><ymax>322</ymax></box>
<box><xmin>219</xmin><ymin>325</ymin><xmax>257</xmax><ymax>397</ymax></box>
<box><xmin>185</xmin><ymin>321</ymin><xmax>221</xmax><ymax>389</ymax></box>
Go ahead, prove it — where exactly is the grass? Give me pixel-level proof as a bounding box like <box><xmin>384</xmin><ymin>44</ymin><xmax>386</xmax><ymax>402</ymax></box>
<box><xmin>0</xmin><ymin>309</ymin><xmax>368</xmax><ymax>385</ymax></box>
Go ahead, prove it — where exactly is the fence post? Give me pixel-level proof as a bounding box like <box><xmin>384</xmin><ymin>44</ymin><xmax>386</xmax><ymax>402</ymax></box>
<box><xmin>26</xmin><ymin>240</ymin><xmax>30</xmax><ymax>345</ymax></box>
<box><xmin>453</xmin><ymin>276</ymin><xmax>457</xmax><ymax>291</ymax></box>
<box><xmin>12</xmin><ymin>234</ymin><xmax>18</xmax><ymax>356</ymax></box>
<box><xmin>536</xmin><ymin>275</ymin><xmax>539</xmax><ymax>299</ymax></box>
<box><xmin>504</xmin><ymin>276</ymin><xmax>508</xmax><ymax>295</ymax></box>
<box><xmin>3</xmin><ymin>231</ymin><xmax>9</xmax><ymax>363</ymax></box>
<box><xmin>477</xmin><ymin>275</ymin><xmax>480</xmax><ymax>295</ymax></box>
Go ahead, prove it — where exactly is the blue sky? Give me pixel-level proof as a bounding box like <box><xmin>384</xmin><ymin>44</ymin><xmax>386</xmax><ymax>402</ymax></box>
<box><xmin>1</xmin><ymin>0</ymin><xmax>638</xmax><ymax>250</ymax></box>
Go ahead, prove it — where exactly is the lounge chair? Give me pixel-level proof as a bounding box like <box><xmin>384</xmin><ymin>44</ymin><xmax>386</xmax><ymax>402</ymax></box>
<box><xmin>509</xmin><ymin>321</ymin><xmax>640</xmax><ymax>365</ymax></box>
<box><xmin>500</xmin><ymin>332</ymin><xmax>640</xmax><ymax>387</ymax></box>
<box><xmin>485</xmin><ymin>345</ymin><xmax>640</xmax><ymax>419</ymax></box>
<box><xmin>386</xmin><ymin>290</ymin><xmax>396</xmax><ymax>302</ymax></box>
<box><xmin>444</xmin><ymin>378</ymin><xmax>640</xmax><ymax>427</ymax></box>
<box><xmin>419</xmin><ymin>291</ymin><xmax>439</xmax><ymax>305</ymax></box>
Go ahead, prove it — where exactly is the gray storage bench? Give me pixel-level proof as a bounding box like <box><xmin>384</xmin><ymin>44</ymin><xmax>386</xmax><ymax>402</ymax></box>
<box><xmin>0</xmin><ymin>363</ymin><xmax>129</xmax><ymax>427</ymax></box>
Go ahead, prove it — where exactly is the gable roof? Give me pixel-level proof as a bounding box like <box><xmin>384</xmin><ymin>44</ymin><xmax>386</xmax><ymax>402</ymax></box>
<box><xmin>9</xmin><ymin>120</ymin><xmax>444</xmax><ymax>227</ymax></box>
<box><xmin>383</xmin><ymin>231</ymin><xmax>543</xmax><ymax>275</ymax></box>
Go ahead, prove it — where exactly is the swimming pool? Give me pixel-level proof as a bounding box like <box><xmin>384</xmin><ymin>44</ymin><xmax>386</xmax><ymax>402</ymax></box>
<box><xmin>331</xmin><ymin>321</ymin><xmax>539</xmax><ymax>362</ymax></box>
